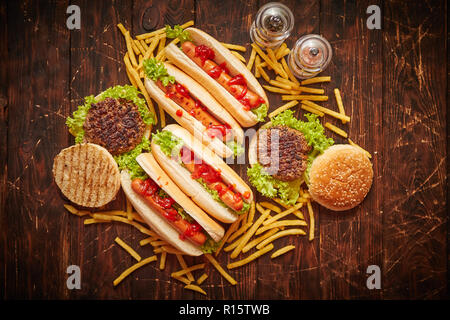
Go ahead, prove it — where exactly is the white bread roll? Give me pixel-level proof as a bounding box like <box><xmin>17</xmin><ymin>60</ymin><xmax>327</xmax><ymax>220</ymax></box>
<box><xmin>152</xmin><ymin>124</ymin><xmax>253</xmax><ymax>223</ymax></box>
<box><xmin>144</xmin><ymin>62</ymin><xmax>244</xmax><ymax>158</ymax></box>
<box><xmin>165</xmin><ymin>27</ymin><xmax>269</xmax><ymax>127</ymax></box>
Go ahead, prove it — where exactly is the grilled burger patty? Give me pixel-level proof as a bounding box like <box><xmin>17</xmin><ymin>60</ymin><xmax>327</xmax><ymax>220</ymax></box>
<box><xmin>84</xmin><ymin>97</ymin><xmax>146</xmax><ymax>155</ymax></box>
<box><xmin>257</xmin><ymin>126</ymin><xmax>311</xmax><ymax>181</ymax></box>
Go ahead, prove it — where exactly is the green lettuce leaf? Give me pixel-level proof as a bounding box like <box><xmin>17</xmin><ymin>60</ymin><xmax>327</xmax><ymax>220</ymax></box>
<box><xmin>226</xmin><ymin>140</ymin><xmax>245</xmax><ymax>157</ymax></box>
<box><xmin>165</xmin><ymin>25</ymin><xmax>192</xmax><ymax>43</ymax></box>
<box><xmin>271</xmin><ymin>110</ymin><xmax>333</xmax><ymax>154</ymax></box>
<box><xmin>66</xmin><ymin>85</ymin><xmax>155</xmax><ymax>144</ymax></box>
<box><xmin>201</xmin><ymin>236</ymin><xmax>220</xmax><ymax>254</ymax></box>
<box><xmin>247</xmin><ymin>163</ymin><xmax>301</xmax><ymax>205</ymax></box>
<box><xmin>143</xmin><ymin>58</ymin><xmax>176</xmax><ymax>87</ymax></box>
<box><xmin>251</xmin><ymin>103</ymin><xmax>268</xmax><ymax>122</ymax></box>
<box><xmin>114</xmin><ymin>136</ymin><xmax>151</xmax><ymax>180</ymax></box>
<box><xmin>152</xmin><ymin>130</ymin><xmax>183</xmax><ymax>158</ymax></box>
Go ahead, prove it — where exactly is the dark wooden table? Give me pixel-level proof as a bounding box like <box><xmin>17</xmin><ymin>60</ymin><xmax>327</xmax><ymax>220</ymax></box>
<box><xmin>1</xmin><ymin>0</ymin><xmax>447</xmax><ymax>300</ymax></box>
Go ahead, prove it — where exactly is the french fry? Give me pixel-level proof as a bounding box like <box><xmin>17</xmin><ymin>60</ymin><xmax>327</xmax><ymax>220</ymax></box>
<box><xmin>150</xmin><ymin>240</ymin><xmax>168</xmax><ymax>247</ymax></box>
<box><xmin>263</xmin><ymin>85</ymin><xmax>300</xmax><ymax>95</ymax></box>
<box><xmin>221</xmin><ymin>42</ymin><xmax>247</xmax><ymax>52</ymax></box>
<box><xmin>269</xmin><ymin>100</ymin><xmax>299</xmax><ymax>118</ymax></box>
<box><xmin>157</xmin><ymin>36</ymin><xmax>166</xmax><ymax>55</ymax></box>
<box><xmin>126</xmin><ymin>198</ymin><xmax>133</xmax><ymax>220</ymax></box>
<box><xmin>115</xmin><ymin>237</ymin><xmax>142</xmax><ymax>262</ymax></box>
<box><xmin>254</xmin><ymin>56</ymin><xmax>261</xmax><ymax>78</ymax></box>
<box><xmin>247</xmin><ymin>201</ymin><xmax>255</xmax><ymax>224</ymax></box>
<box><xmin>159</xmin><ymin>251</ymin><xmax>167</xmax><ymax>270</ymax></box>
<box><xmin>184</xmin><ymin>284</ymin><xmax>207</xmax><ymax>295</ymax></box>
<box><xmin>215</xmin><ymin>214</ymin><xmax>244</xmax><ymax>256</ymax></box>
<box><xmin>196</xmin><ymin>273</ymin><xmax>208</xmax><ymax>285</ymax></box>
<box><xmin>273</xmin><ymin>198</ymin><xmax>305</xmax><ymax>220</ymax></box>
<box><xmin>140</xmin><ymin>40</ymin><xmax>149</xmax><ymax>51</ymax></box>
<box><xmin>134</xmin><ymin>39</ymin><xmax>146</xmax><ymax>55</ymax></box>
<box><xmin>307</xmin><ymin>200</ymin><xmax>315</xmax><ymax>241</ymax></box>
<box><xmin>246</xmin><ymin>48</ymin><xmax>256</xmax><ymax>70</ymax></box>
<box><xmin>259</xmin><ymin>202</ymin><xmax>281</xmax><ymax>213</ymax></box>
<box><xmin>282</xmin><ymin>95</ymin><xmax>328</xmax><ymax>101</ymax></box>
<box><xmin>136</xmin><ymin>27</ymin><xmax>166</xmax><ymax>40</ymax></box>
<box><xmin>302</xmin><ymin>100</ymin><xmax>350</xmax><ymax>122</ymax></box>
<box><xmin>172</xmin><ymin>263</ymin><xmax>205</xmax><ymax>278</ymax></box>
<box><xmin>251</xmin><ymin>43</ymin><xmax>284</xmax><ymax>76</ymax></box>
<box><xmin>113</xmin><ymin>255</ymin><xmax>157</xmax><ymax>286</ymax></box>
<box><xmin>256</xmin><ymin>229</ymin><xmax>306</xmax><ymax>250</ymax></box>
<box><xmin>91</xmin><ymin>213</ymin><xmax>157</xmax><ymax>237</ymax></box>
<box><xmin>256</xmin><ymin>220</ymin><xmax>307</xmax><ymax>235</ymax></box>
<box><xmin>162</xmin><ymin>246</ymin><xmax>185</xmax><ymax>255</ymax></box>
<box><xmin>227</xmin><ymin>244</ymin><xmax>274</xmax><ymax>269</ymax></box>
<box><xmin>231</xmin><ymin>50</ymin><xmax>246</xmax><ymax>63</ymax></box>
<box><xmin>274</xmin><ymin>43</ymin><xmax>287</xmax><ymax>59</ymax></box>
<box><xmin>227</xmin><ymin>222</ymin><xmax>252</xmax><ymax>244</ymax></box>
<box><xmin>271</xmin><ymin>245</ymin><xmax>295</xmax><ymax>259</ymax></box>
<box><xmin>262</xmin><ymin>202</ymin><xmax>303</xmax><ymax>226</ymax></box>
<box><xmin>275</xmin><ymin>76</ymin><xmax>297</xmax><ymax>87</ymax></box>
<box><xmin>176</xmin><ymin>254</ymin><xmax>194</xmax><ymax>282</ymax></box>
<box><xmin>241</xmin><ymin>228</ymin><xmax>280</xmax><ymax>253</ymax></box>
<box><xmin>269</xmin><ymin>79</ymin><xmax>293</xmax><ymax>90</ymax></box>
<box><xmin>117</xmin><ymin>23</ymin><xmax>128</xmax><ymax>37</ymax></box>
<box><xmin>325</xmin><ymin>122</ymin><xmax>348</xmax><ymax>138</ymax></box>
<box><xmin>125</xmin><ymin>31</ymin><xmax>138</xmax><ymax>67</ymax></box>
<box><xmin>180</xmin><ymin>20</ymin><xmax>195</xmax><ymax>29</ymax></box>
<box><xmin>257</xmin><ymin>65</ymin><xmax>271</xmax><ymax>83</ymax></box>
<box><xmin>334</xmin><ymin>88</ymin><xmax>347</xmax><ymax>123</ymax></box>
<box><xmin>348</xmin><ymin>139</ymin><xmax>372</xmax><ymax>159</ymax></box>
<box><xmin>301</xmin><ymin>104</ymin><xmax>324</xmax><ymax>117</ymax></box>
<box><xmin>297</xmin><ymin>86</ymin><xmax>325</xmax><ymax>94</ymax></box>
<box><xmin>301</xmin><ymin>76</ymin><xmax>331</xmax><ymax>85</ymax></box>
<box><xmin>281</xmin><ymin>57</ymin><xmax>300</xmax><ymax>85</ymax></box>
<box><xmin>83</xmin><ymin>218</ymin><xmax>109</xmax><ymax>225</ymax></box>
<box><xmin>171</xmin><ymin>274</ymin><xmax>191</xmax><ymax>285</ymax></box>
<box><xmin>139</xmin><ymin>237</ymin><xmax>155</xmax><ymax>246</ymax></box>
<box><xmin>204</xmin><ymin>254</ymin><xmax>237</xmax><ymax>285</ymax></box>
<box><xmin>230</xmin><ymin>208</ymin><xmax>271</xmax><ymax>259</ymax></box>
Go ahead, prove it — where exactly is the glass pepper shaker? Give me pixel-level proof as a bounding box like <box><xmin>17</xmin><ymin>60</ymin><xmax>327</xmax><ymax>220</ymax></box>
<box><xmin>288</xmin><ymin>34</ymin><xmax>332</xmax><ymax>79</ymax></box>
<box><xmin>249</xmin><ymin>2</ymin><xmax>294</xmax><ymax>49</ymax></box>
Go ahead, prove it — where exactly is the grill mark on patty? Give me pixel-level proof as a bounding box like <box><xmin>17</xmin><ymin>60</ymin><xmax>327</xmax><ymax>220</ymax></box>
<box><xmin>257</xmin><ymin>126</ymin><xmax>311</xmax><ymax>181</ymax></box>
<box><xmin>84</xmin><ymin>97</ymin><xmax>146</xmax><ymax>155</ymax></box>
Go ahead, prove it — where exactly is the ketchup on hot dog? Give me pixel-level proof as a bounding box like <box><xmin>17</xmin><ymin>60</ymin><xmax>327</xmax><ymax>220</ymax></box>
<box><xmin>131</xmin><ymin>177</ymin><xmax>207</xmax><ymax>245</ymax></box>
<box><xmin>181</xmin><ymin>41</ymin><xmax>265</xmax><ymax>111</ymax></box>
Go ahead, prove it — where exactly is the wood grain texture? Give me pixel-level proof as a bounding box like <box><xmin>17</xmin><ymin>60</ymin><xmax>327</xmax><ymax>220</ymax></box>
<box><xmin>382</xmin><ymin>0</ymin><xmax>447</xmax><ymax>299</ymax></box>
<box><xmin>0</xmin><ymin>0</ymin><xmax>447</xmax><ymax>300</ymax></box>
<box><xmin>4</xmin><ymin>0</ymin><xmax>71</xmax><ymax>299</ymax></box>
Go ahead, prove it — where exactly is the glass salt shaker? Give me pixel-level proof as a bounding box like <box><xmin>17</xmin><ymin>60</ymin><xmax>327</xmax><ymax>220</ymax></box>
<box><xmin>288</xmin><ymin>34</ymin><xmax>332</xmax><ymax>79</ymax></box>
<box><xmin>249</xmin><ymin>2</ymin><xmax>294</xmax><ymax>49</ymax></box>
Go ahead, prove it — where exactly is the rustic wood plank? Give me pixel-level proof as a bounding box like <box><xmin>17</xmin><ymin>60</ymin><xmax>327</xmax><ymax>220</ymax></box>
<box><xmin>4</xmin><ymin>0</ymin><xmax>71</xmax><ymax>299</ymax></box>
<box><xmin>68</xmin><ymin>0</ymin><xmax>134</xmax><ymax>299</ymax></box>
<box><xmin>382</xmin><ymin>0</ymin><xmax>447</xmax><ymax>299</ymax></box>
<box><xmin>0</xmin><ymin>0</ymin><xmax>8</xmax><ymax>300</ymax></box>
<box><xmin>319</xmin><ymin>0</ymin><xmax>384</xmax><ymax>299</ymax></box>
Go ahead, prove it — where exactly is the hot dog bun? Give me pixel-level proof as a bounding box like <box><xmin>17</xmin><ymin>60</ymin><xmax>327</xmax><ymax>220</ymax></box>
<box><xmin>121</xmin><ymin>153</ymin><xmax>225</xmax><ymax>256</ymax></box>
<box><xmin>165</xmin><ymin>28</ymin><xmax>269</xmax><ymax>127</ymax></box>
<box><xmin>151</xmin><ymin>124</ymin><xmax>253</xmax><ymax>223</ymax></box>
<box><xmin>144</xmin><ymin>62</ymin><xmax>244</xmax><ymax>158</ymax></box>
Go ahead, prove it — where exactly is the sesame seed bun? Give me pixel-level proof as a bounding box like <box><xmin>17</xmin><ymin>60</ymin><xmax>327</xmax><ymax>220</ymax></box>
<box><xmin>308</xmin><ymin>144</ymin><xmax>373</xmax><ymax>211</ymax></box>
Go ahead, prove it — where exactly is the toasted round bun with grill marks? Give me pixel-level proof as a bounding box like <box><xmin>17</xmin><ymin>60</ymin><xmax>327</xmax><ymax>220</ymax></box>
<box><xmin>308</xmin><ymin>144</ymin><xmax>373</xmax><ymax>211</ymax></box>
<box><xmin>53</xmin><ymin>143</ymin><xmax>120</xmax><ymax>207</ymax></box>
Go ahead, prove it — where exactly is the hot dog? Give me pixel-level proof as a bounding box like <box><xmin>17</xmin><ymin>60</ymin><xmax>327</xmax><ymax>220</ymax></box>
<box><xmin>151</xmin><ymin>124</ymin><xmax>253</xmax><ymax>224</ymax></box>
<box><xmin>121</xmin><ymin>152</ymin><xmax>225</xmax><ymax>256</ymax></box>
<box><xmin>143</xmin><ymin>58</ymin><xmax>244</xmax><ymax>158</ymax></box>
<box><xmin>164</xmin><ymin>27</ymin><xmax>269</xmax><ymax>127</ymax></box>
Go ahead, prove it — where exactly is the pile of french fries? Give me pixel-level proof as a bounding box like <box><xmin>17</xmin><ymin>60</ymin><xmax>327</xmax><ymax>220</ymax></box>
<box><xmin>63</xmin><ymin>184</ymin><xmax>316</xmax><ymax>295</ymax></box>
